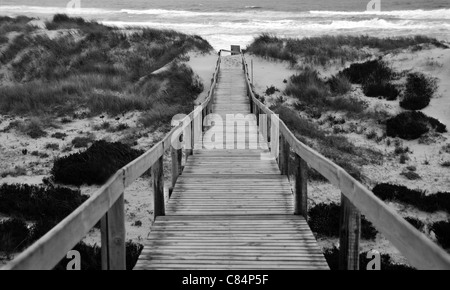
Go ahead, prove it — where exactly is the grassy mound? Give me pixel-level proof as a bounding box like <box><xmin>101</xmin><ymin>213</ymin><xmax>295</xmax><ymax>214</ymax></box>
<box><xmin>386</xmin><ymin>111</ymin><xmax>446</xmax><ymax>140</ymax></box>
<box><xmin>400</xmin><ymin>72</ymin><xmax>437</xmax><ymax>110</ymax></box>
<box><xmin>51</xmin><ymin>140</ymin><xmax>144</xmax><ymax>186</ymax></box>
<box><xmin>372</xmin><ymin>183</ymin><xmax>450</xmax><ymax>214</ymax></box>
<box><xmin>308</xmin><ymin>203</ymin><xmax>378</xmax><ymax>240</ymax></box>
<box><xmin>246</xmin><ymin>34</ymin><xmax>445</xmax><ymax>65</ymax></box>
<box><xmin>0</xmin><ymin>14</ymin><xmax>211</xmax><ymax>117</ymax></box>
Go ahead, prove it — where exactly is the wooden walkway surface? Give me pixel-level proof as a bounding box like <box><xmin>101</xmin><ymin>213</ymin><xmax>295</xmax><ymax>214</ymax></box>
<box><xmin>135</xmin><ymin>56</ymin><xmax>329</xmax><ymax>270</ymax></box>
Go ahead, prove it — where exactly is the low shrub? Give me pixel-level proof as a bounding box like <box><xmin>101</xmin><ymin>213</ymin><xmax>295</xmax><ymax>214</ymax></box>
<box><xmin>327</xmin><ymin>75</ymin><xmax>352</xmax><ymax>96</ymax></box>
<box><xmin>400</xmin><ymin>72</ymin><xmax>437</xmax><ymax>110</ymax></box>
<box><xmin>400</xmin><ymin>170</ymin><xmax>421</xmax><ymax>180</ymax></box>
<box><xmin>285</xmin><ymin>68</ymin><xmax>330</xmax><ymax>104</ymax></box>
<box><xmin>45</xmin><ymin>143</ymin><xmax>60</xmax><ymax>150</ymax></box>
<box><xmin>51</xmin><ymin>140</ymin><xmax>144</xmax><ymax>186</ymax></box>
<box><xmin>430</xmin><ymin>221</ymin><xmax>450</xmax><ymax>249</ymax></box>
<box><xmin>341</xmin><ymin>59</ymin><xmax>394</xmax><ymax>85</ymax></box>
<box><xmin>308</xmin><ymin>203</ymin><xmax>378</xmax><ymax>240</ymax></box>
<box><xmin>386</xmin><ymin>111</ymin><xmax>446</xmax><ymax>140</ymax></box>
<box><xmin>0</xmin><ymin>218</ymin><xmax>30</xmax><ymax>252</ymax></box>
<box><xmin>362</xmin><ymin>81</ymin><xmax>399</xmax><ymax>100</ymax></box>
<box><xmin>51</xmin><ymin>132</ymin><xmax>68</xmax><ymax>139</ymax></box>
<box><xmin>323</xmin><ymin>247</ymin><xmax>415</xmax><ymax>270</ymax></box>
<box><xmin>0</xmin><ymin>184</ymin><xmax>88</xmax><ymax>221</ymax></box>
<box><xmin>404</xmin><ymin>217</ymin><xmax>424</xmax><ymax>230</ymax></box>
<box><xmin>372</xmin><ymin>183</ymin><xmax>450</xmax><ymax>214</ymax></box>
<box><xmin>265</xmin><ymin>85</ymin><xmax>279</xmax><ymax>95</ymax></box>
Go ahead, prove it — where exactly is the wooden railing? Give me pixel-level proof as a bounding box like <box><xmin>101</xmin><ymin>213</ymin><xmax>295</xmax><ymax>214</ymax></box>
<box><xmin>241</xmin><ymin>53</ymin><xmax>450</xmax><ymax>270</ymax></box>
<box><xmin>1</xmin><ymin>51</ymin><xmax>222</xmax><ymax>271</ymax></box>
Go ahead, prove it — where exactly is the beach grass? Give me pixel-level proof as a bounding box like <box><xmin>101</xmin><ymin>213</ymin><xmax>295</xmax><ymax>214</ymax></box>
<box><xmin>246</xmin><ymin>34</ymin><xmax>447</xmax><ymax>65</ymax></box>
<box><xmin>0</xmin><ymin>14</ymin><xmax>212</xmax><ymax>119</ymax></box>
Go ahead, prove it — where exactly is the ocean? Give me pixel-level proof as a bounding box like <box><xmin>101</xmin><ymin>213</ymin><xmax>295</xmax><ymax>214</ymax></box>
<box><xmin>0</xmin><ymin>0</ymin><xmax>449</xmax><ymax>50</ymax></box>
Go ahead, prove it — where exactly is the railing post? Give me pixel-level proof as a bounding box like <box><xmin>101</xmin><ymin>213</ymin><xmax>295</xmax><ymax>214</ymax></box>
<box><xmin>101</xmin><ymin>193</ymin><xmax>126</xmax><ymax>270</ymax></box>
<box><xmin>294</xmin><ymin>154</ymin><xmax>308</xmax><ymax>218</ymax></box>
<box><xmin>270</xmin><ymin>115</ymin><xmax>279</xmax><ymax>159</ymax></box>
<box><xmin>279</xmin><ymin>134</ymin><xmax>290</xmax><ymax>175</ymax></box>
<box><xmin>152</xmin><ymin>155</ymin><xmax>165</xmax><ymax>217</ymax></box>
<box><xmin>185</xmin><ymin>121</ymin><xmax>193</xmax><ymax>158</ymax></box>
<box><xmin>170</xmin><ymin>141</ymin><xmax>182</xmax><ymax>197</ymax></box>
<box><xmin>339</xmin><ymin>194</ymin><xmax>361</xmax><ymax>270</ymax></box>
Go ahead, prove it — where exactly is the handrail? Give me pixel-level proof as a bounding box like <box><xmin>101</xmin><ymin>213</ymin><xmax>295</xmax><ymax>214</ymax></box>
<box><xmin>241</xmin><ymin>53</ymin><xmax>450</xmax><ymax>270</ymax></box>
<box><xmin>1</xmin><ymin>51</ymin><xmax>223</xmax><ymax>270</ymax></box>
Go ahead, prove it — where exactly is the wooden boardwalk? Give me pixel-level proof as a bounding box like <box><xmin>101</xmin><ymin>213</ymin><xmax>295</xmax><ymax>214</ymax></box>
<box><xmin>6</xmin><ymin>53</ymin><xmax>450</xmax><ymax>271</ymax></box>
<box><xmin>135</xmin><ymin>56</ymin><xmax>329</xmax><ymax>270</ymax></box>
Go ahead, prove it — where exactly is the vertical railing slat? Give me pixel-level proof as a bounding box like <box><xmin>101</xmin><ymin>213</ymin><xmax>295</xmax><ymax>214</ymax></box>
<box><xmin>294</xmin><ymin>155</ymin><xmax>308</xmax><ymax>218</ymax></box>
<box><xmin>152</xmin><ymin>156</ymin><xmax>165</xmax><ymax>217</ymax></box>
<box><xmin>339</xmin><ymin>194</ymin><xmax>361</xmax><ymax>270</ymax></box>
<box><xmin>100</xmin><ymin>193</ymin><xmax>126</xmax><ymax>270</ymax></box>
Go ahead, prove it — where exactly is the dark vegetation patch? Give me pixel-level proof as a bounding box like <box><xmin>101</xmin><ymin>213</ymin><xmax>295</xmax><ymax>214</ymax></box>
<box><xmin>308</xmin><ymin>203</ymin><xmax>378</xmax><ymax>240</ymax></box>
<box><xmin>51</xmin><ymin>140</ymin><xmax>144</xmax><ymax>186</ymax></box>
<box><xmin>0</xmin><ymin>218</ymin><xmax>31</xmax><ymax>252</ymax></box>
<box><xmin>372</xmin><ymin>183</ymin><xmax>450</xmax><ymax>214</ymax></box>
<box><xmin>51</xmin><ymin>132</ymin><xmax>68</xmax><ymax>139</ymax></box>
<box><xmin>323</xmin><ymin>247</ymin><xmax>415</xmax><ymax>270</ymax></box>
<box><xmin>0</xmin><ymin>183</ymin><xmax>88</xmax><ymax>221</ymax></box>
<box><xmin>246</xmin><ymin>34</ymin><xmax>444</xmax><ymax>66</ymax></box>
<box><xmin>341</xmin><ymin>59</ymin><xmax>394</xmax><ymax>84</ymax></box>
<box><xmin>340</xmin><ymin>59</ymin><xmax>400</xmax><ymax>100</ymax></box>
<box><xmin>404</xmin><ymin>217</ymin><xmax>424</xmax><ymax>230</ymax></box>
<box><xmin>400</xmin><ymin>72</ymin><xmax>437</xmax><ymax>110</ymax></box>
<box><xmin>265</xmin><ymin>85</ymin><xmax>279</xmax><ymax>95</ymax></box>
<box><xmin>386</xmin><ymin>111</ymin><xmax>446</xmax><ymax>140</ymax></box>
<box><xmin>430</xmin><ymin>221</ymin><xmax>450</xmax><ymax>250</ymax></box>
